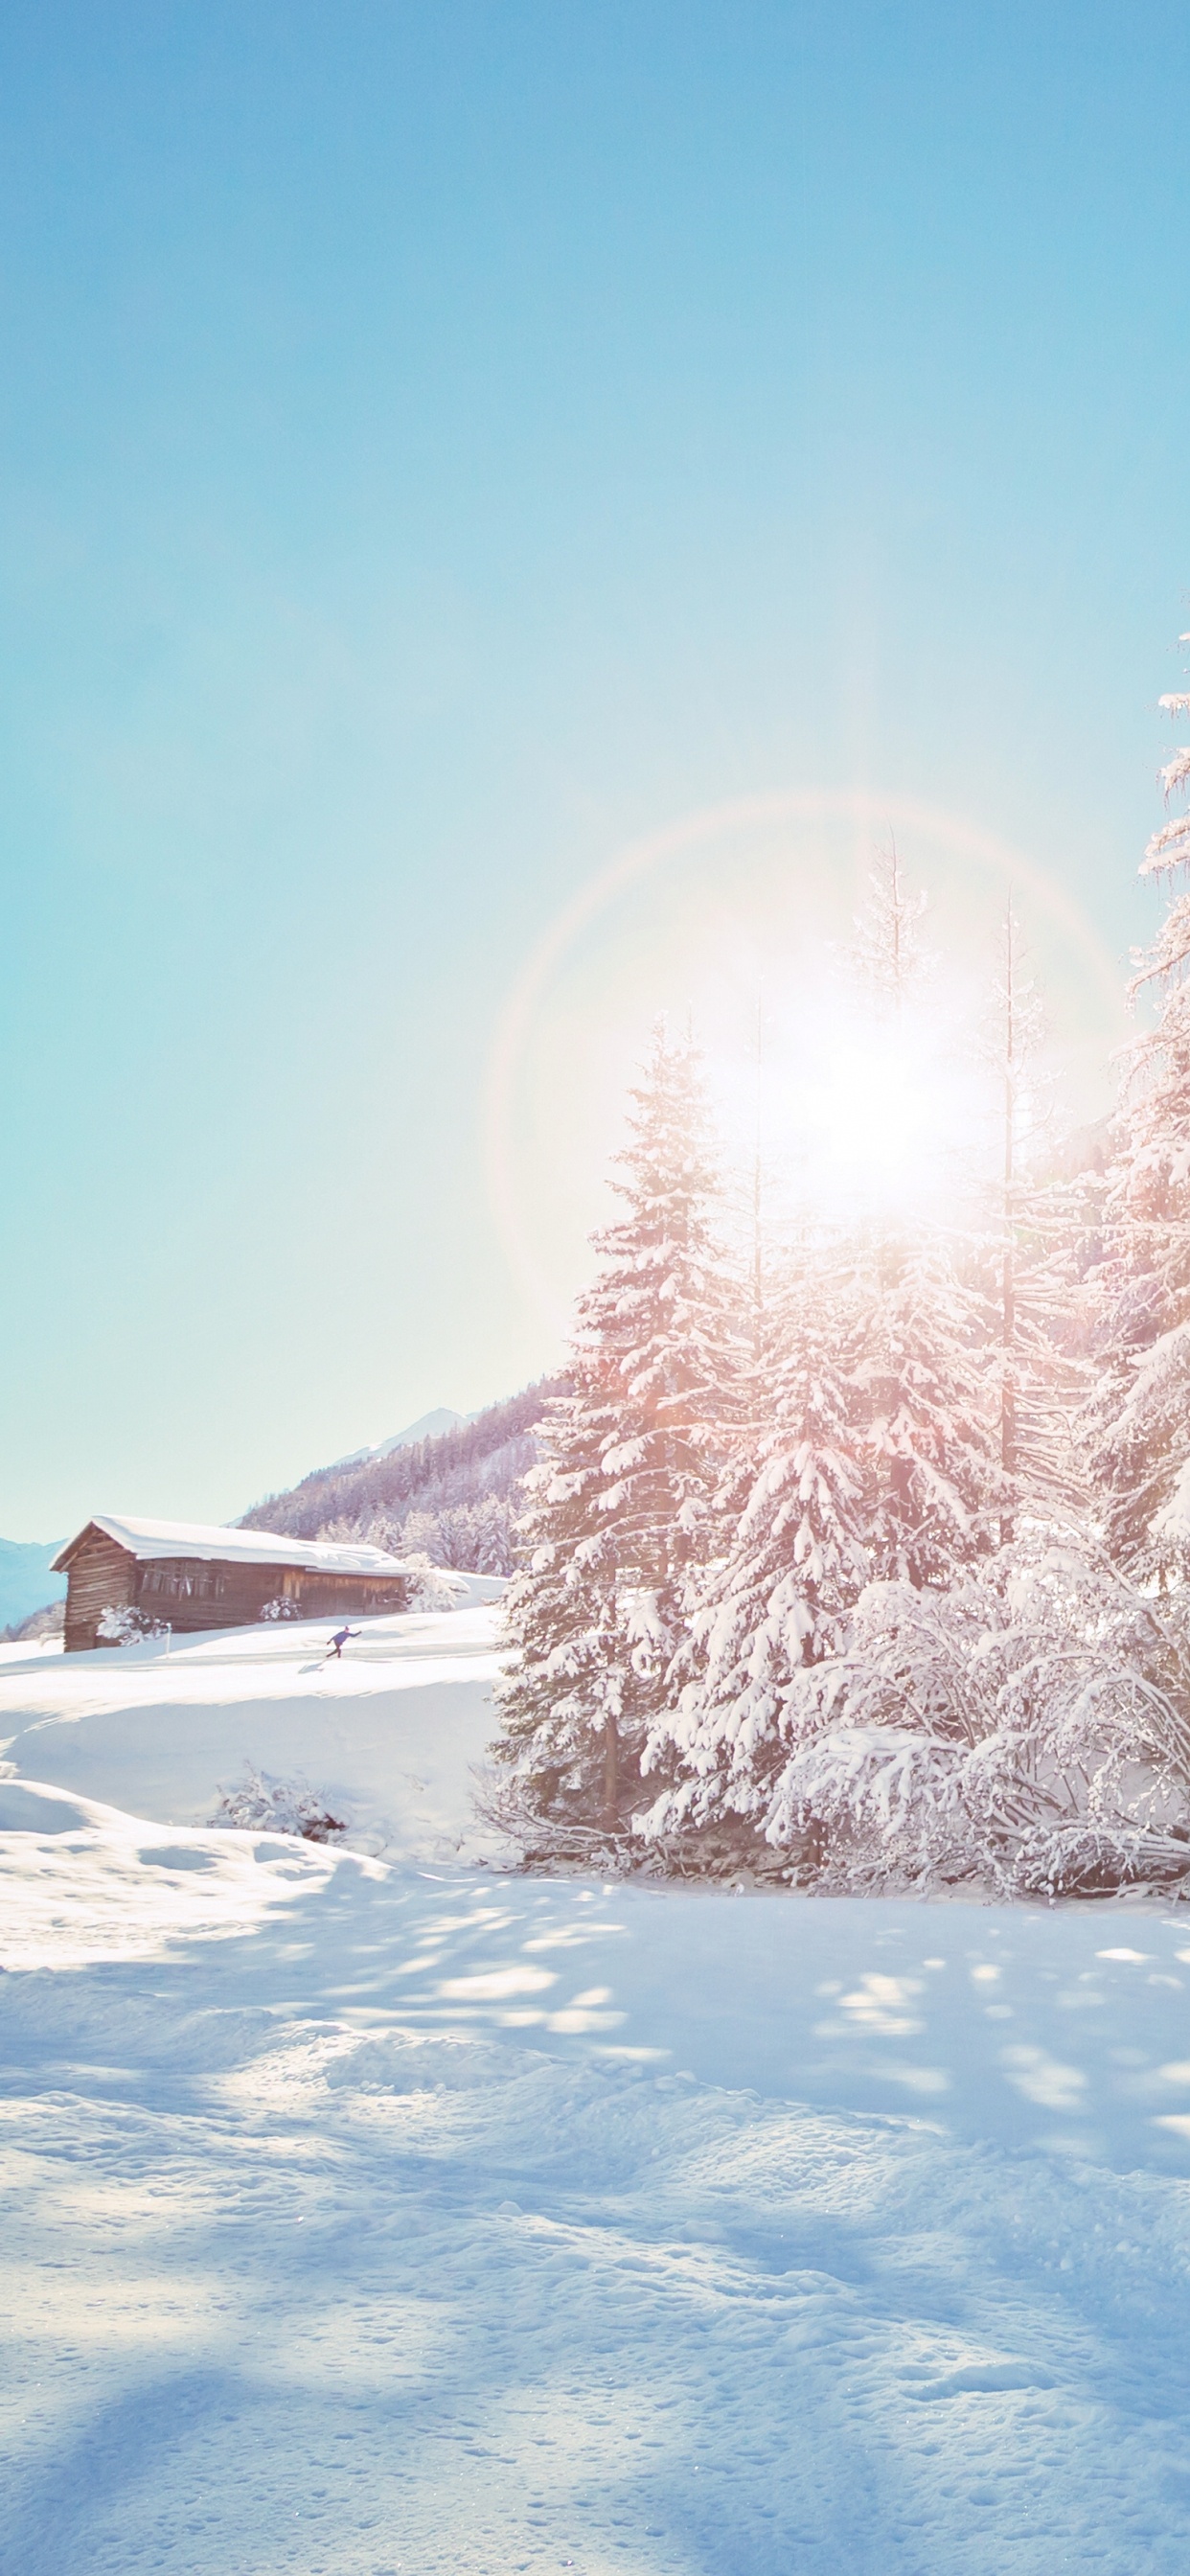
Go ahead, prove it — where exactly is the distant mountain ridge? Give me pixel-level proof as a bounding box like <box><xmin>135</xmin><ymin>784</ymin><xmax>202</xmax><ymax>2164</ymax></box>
<box><xmin>239</xmin><ymin>1378</ymin><xmax>564</xmax><ymax>1574</ymax></box>
<box><xmin>322</xmin><ymin>1407</ymin><xmax>472</xmax><ymax>1473</ymax></box>
<box><xmin>0</xmin><ymin>1539</ymin><xmax>66</xmax><ymax>1637</ymax></box>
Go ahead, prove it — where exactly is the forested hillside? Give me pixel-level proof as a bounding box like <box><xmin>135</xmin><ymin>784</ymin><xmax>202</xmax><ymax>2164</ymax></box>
<box><xmin>239</xmin><ymin>1379</ymin><xmax>563</xmax><ymax>1574</ymax></box>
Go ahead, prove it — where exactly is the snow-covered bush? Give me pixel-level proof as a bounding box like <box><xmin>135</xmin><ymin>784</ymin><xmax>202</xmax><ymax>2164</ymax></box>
<box><xmin>760</xmin><ymin>1541</ymin><xmax>1190</xmax><ymax>1896</ymax></box>
<box><xmin>96</xmin><ymin>1604</ymin><xmax>169</xmax><ymax>1644</ymax></box>
<box><xmin>212</xmin><ymin>1764</ymin><xmax>346</xmax><ymax>1842</ymax></box>
<box><xmin>259</xmin><ymin>1596</ymin><xmax>301</xmax><ymax>1621</ymax></box>
<box><xmin>401</xmin><ymin>1552</ymin><xmax>469</xmax><ymax>1612</ymax></box>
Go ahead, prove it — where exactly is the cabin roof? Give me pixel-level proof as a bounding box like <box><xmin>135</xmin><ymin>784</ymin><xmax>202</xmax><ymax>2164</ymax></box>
<box><xmin>51</xmin><ymin>1513</ymin><xmax>408</xmax><ymax>1579</ymax></box>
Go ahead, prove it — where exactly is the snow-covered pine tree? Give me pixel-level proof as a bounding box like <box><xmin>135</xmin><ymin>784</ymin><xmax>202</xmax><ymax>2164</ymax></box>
<box><xmin>640</xmin><ymin>1242</ymin><xmax>869</xmax><ymax>1846</ymax></box>
<box><xmin>643</xmin><ymin>853</ymin><xmax>1005</xmax><ymax>1874</ymax></box>
<box><xmin>843</xmin><ymin>848</ymin><xmax>1004</xmax><ymax>1588</ymax></box>
<box><xmin>492</xmin><ymin>1023</ymin><xmax>739</xmax><ymax>1843</ymax></box>
<box><xmin>1087</xmin><ymin>636</ymin><xmax>1190</xmax><ymax>1577</ymax></box>
<box><xmin>980</xmin><ymin>904</ymin><xmax>1083</xmax><ymax>1540</ymax></box>
<box><xmin>698</xmin><ymin>853</ymin><xmax>1004</xmax><ymax>1884</ymax></box>
<box><xmin>751</xmin><ymin>1204</ymin><xmax>1041</xmax><ymax>1886</ymax></box>
<box><xmin>849</xmin><ymin>832</ymin><xmax>927</xmax><ymax>1008</ymax></box>
<box><xmin>849</xmin><ymin>1223</ymin><xmax>1001</xmax><ymax>1587</ymax></box>
<box><xmin>490</xmin><ymin>1389</ymin><xmax>638</xmax><ymax>1840</ymax></box>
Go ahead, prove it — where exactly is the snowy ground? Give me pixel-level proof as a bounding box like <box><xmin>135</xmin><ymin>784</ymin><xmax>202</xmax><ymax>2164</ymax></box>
<box><xmin>4</xmin><ymin>1609</ymin><xmax>1190</xmax><ymax>2570</ymax></box>
<box><xmin>0</xmin><ymin>1588</ymin><xmax>507</xmax><ymax>1866</ymax></box>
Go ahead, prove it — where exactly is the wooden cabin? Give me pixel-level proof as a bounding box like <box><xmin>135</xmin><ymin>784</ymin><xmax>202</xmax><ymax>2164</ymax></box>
<box><xmin>52</xmin><ymin>1513</ymin><xmax>412</xmax><ymax>1653</ymax></box>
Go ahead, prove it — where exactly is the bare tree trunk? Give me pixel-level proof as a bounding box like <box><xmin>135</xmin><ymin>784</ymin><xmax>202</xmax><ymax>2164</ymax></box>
<box><xmin>603</xmin><ymin>1714</ymin><xmax>619</xmax><ymax>1831</ymax></box>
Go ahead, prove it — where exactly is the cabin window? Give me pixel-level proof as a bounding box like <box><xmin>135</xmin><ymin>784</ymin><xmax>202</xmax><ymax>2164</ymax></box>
<box><xmin>142</xmin><ymin>1565</ymin><xmax>228</xmax><ymax>1601</ymax></box>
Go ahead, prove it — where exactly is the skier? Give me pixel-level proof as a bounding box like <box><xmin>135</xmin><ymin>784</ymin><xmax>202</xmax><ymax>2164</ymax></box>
<box><xmin>325</xmin><ymin>1623</ymin><xmax>361</xmax><ymax>1661</ymax></box>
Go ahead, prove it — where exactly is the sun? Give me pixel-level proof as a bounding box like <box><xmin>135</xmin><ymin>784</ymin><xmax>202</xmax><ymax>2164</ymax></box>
<box><xmin>484</xmin><ymin>789</ymin><xmax>1119</xmax><ymax>1322</ymax></box>
<box><xmin>767</xmin><ymin>990</ymin><xmax>990</xmax><ymax>1228</ymax></box>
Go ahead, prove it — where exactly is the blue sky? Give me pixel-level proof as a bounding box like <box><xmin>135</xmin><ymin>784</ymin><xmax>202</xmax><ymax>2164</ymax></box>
<box><xmin>2</xmin><ymin>1</ymin><xmax>1188</xmax><ymax>1536</ymax></box>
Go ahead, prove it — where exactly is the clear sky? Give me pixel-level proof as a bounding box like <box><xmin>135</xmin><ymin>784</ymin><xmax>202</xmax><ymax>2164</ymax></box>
<box><xmin>2</xmin><ymin>1</ymin><xmax>1189</xmax><ymax>1538</ymax></box>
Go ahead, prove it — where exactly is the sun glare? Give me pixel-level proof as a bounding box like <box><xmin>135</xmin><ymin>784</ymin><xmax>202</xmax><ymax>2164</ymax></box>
<box><xmin>484</xmin><ymin>792</ymin><xmax>1120</xmax><ymax>1322</ymax></box>
<box><xmin>776</xmin><ymin>1000</ymin><xmax>988</xmax><ymax>1226</ymax></box>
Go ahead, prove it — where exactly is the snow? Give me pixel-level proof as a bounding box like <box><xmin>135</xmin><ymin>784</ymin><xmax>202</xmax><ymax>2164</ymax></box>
<box><xmin>1153</xmin><ymin>1454</ymin><xmax>1190</xmax><ymax>1546</ymax></box>
<box><xmin>0</xmin><ymin>1596</ymin><xmax>506</xmax><ymax>1865</ymax></box>
<box><xmin>323</xmin><ymin>1405</ymin><xmax>470</xmax><ymax>1472</ymax></box>
<box><xmin>5</xmin><ymin>1604</ymin><xmax>1190</xmax><ymax>2567</ymax></box>
<box><xmin>374</xmin><ymin>1405</ymin><xmax>471</xmax><ymax>1457</ymax></box>
<box><xmin>52</xmin><ymin>1512</ymin><xmax>411</xmax><ymax>1576</ymax></box>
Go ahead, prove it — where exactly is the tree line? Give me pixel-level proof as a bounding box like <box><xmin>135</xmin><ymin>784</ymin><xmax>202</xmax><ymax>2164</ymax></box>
<box><xmin>239</xmin><ymin>1380</ymin><xmax>561</xmax><ymax>1572</ymax></box>
<box><xmin>491</xmin><ymin>657</ymin><xmax>1190</xmax><ymax>1896</ymax></box>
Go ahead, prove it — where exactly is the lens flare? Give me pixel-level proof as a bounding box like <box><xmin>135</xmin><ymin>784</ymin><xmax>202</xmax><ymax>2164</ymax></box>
<box><xmin>484</xmin><ymin>788</ymin><xmax>1123</xmax><ymax>1327</ymax></box>
<box><xmin>783</xmin><ymin>1006</ymin><xmax>983</xmax><ymax>1224</ymax></box>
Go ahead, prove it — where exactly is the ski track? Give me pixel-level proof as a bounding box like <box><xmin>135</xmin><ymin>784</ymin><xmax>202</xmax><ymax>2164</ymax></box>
<box><xmin>2</xmin><ymin>1609</ymin><xmax>1190</xmax><ymax>2568</ymax></box>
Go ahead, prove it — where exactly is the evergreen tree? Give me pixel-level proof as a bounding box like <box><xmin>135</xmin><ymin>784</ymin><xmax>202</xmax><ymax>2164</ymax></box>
<box><xmin>645</xmin><ymin>853</ymin><xmax>1004</xmax><ymax>1857</ymax></box>
<box><xmin>980</xmin><ymin>904</ymin><xmax>1083</xmax><ymax>1539</ymax></box>
<box><xmin>492</xmin><ymin>1024</ymin><xmax>738</xmax><ymax>1837</ymax></box>
<box><xmin>641</xmin><ymin>1245</ymin><xmax>868</xmax><ymax>1839</ymax></box>
<box><xmin>1087</xmin><ymin>640</ymin><xmax>1190</xmax><ymax>1576</ymax></box>
<box><xmin>849</xmin><ymin>832</ymin><xmax>928</xmax><ymax>1006</ymax></box>
<box><xmin>849</xmin><ymin>1222</ymin><xmax>1002</xmax><ymax>1588</ymax></box>
<box><xmin>842</xmin><ymin>849</ymin><xmax>1004</xmax><ymax>1588</ymax></box>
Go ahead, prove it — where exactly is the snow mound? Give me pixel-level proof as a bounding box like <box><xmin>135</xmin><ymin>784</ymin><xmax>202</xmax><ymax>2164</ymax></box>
<box><xmin>0</xmin><ymin>1599</ymin><xmax>506</xmax><ymax>1863</ymax></box>
<box><xmin>0</xmin><ymin>1777</ymin><xmax>364</xmax><ymax>1969</ymax></box>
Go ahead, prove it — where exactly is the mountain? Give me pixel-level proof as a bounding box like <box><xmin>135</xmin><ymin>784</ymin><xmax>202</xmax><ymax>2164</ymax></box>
<box><xmin>238</xmin><ymin>1379</ymin><xmax>564</xmax><ymax>1574</ymax></box>
<box><xmin>376</xmin><ymin>1406</ymin><xmax>469</xmax><ymax>1455</ymax></box>
<box><xmin>0</xmin><ymin>1539</ymin><xmax>66</xmax><ymax>1635</ymax></box>
<box><xmin>322</xmin><ymin>1408</ymin><xmax>469</xmax><ymax>1473</ymax></box>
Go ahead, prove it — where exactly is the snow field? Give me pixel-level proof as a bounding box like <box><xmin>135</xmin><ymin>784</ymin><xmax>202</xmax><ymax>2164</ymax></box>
<box><xmin>0</xmin><ymin>1776</ymin><xmax>361</xmax><ymax>1968</ymax></box>
<box><xmin>6</xmin><ymin>1906</ymin><xmax>1190</xmax><ymax>2576</ymax></box>
<box><xmin>0</xmin><ymin>1598</ymin><xmax>505</xmax><ymax>1865</ymax></box>
<box><xmin>5</xmin><ymin>1600</ymin><xmax>1190</xmax><ymax>2566</ymax></box>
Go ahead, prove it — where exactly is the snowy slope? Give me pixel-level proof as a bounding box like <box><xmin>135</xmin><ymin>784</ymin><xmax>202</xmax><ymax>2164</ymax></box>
<box><xmin>0</xmin><ymin>1593</ymin><xmax>506</xmax><ymax>1863</ymax></box>
<box><xmin>6</xmin><ymin>1603</ymin><xmax>1190</xmax><ymax>2568</ymax></box>
<box><xmin>323</xmin><ymin>1405</ymin><xmax>468</xmax><ymax>1472</ymax></box>
<box><xmin>374</xmin><ymin>1404</ymin><xmax>470</xmax><ymax>1456</ymax></box>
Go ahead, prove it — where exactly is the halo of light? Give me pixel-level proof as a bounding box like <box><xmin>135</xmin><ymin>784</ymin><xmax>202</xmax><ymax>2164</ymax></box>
<box><xmin>484</xmin><ymin>788</ymin><xmax>1124</xmax><ymax>1330</ymax></box>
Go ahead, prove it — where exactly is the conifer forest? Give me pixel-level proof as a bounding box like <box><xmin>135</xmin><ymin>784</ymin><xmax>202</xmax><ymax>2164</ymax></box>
<box><xmin>492</xmin><ymin>670</ymin><xmax>1190</xmax><ymax>1898</ymax></box>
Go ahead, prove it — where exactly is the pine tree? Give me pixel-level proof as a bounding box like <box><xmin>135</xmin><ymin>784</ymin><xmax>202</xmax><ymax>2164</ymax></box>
<box><xmin>849</xmin><ymin>833</ymin><xmax>928</xmax><ymax>1007</ymax></box>
<box><xmin>843</xmin><ymin>848</ymin><xmax>1004</xmax><ymax>1587</ymax></box>
<box><xmin>1087</xmin><ymin>637</ymin><xmax>1190</xmax><ymax>1576</ymax></box>
<box><xmin>492</xmin><ymin>1024</ymin><xmax>739</xmax><ymax>1839</ymax></box>
<box><xmin>643</xmin><ymin>852</ymin><xmax>1005</xmax><ymax>1863</ymax></box>
<box><xmin>641</xmin><ymin>1244</ymin><xmax>868</xmax><ymax>1840</ymax></box>
<box><xmin>975</xmin><ymin>906</ymin><xmax>1084</xmax><ymax>1541</ymax></box>
<box><xmin>749</xmin><ymin>1208</ymin><xmax>1033</xmax><ymax>1885</ymax></box>
<box><xmin>849</xmin><ymin>1222</ymin><xmax>1002</xmax><ymax>1588</ymax></box>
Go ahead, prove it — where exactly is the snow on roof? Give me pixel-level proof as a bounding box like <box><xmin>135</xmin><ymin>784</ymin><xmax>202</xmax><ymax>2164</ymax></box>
<box><xmin>52</xmin><ymin>1514</ymin><xmax>409</xmax><ymax>1580</ymax></box>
